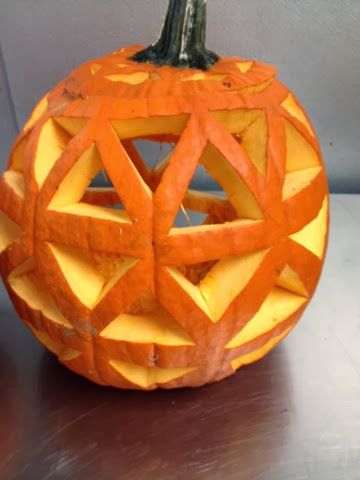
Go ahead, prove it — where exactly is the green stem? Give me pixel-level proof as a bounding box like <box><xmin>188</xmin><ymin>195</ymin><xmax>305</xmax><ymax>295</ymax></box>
<box><xmin>131</xmin><ymin>0</ymin><xmax>219</xmax><ymax>70</ymax></box>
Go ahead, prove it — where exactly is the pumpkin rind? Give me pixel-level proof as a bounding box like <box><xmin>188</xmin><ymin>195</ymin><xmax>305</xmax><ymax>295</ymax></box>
<box><xmin>0</xmin><ymin>45</ymin><xmax>329</xmax><ymax>390</ymax></box>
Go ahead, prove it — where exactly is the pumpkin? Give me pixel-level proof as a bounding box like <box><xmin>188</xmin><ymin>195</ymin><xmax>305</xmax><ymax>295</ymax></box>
<box><xmin>0</xmin><ymin>0</ymin><xmax>329</xmax><ymax>389</ymax></box>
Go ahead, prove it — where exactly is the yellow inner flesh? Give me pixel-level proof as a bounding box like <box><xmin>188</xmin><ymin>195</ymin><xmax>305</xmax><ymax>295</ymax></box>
<box><xmin>285</xmin><ymin>119</ymin><xmax>320</xmax><ymax>173</ymax></box>
<box><xmin>53</xmin><ymin>203</ymin><xmax>132</xmax><ymax>223</ymax></box>
<box><xmin>49</xmin><ymin>144</ymin><xmax>102</xmax><ymax>208</ymax></box>
<box><xmin>226</xmin><ymin>287</ymin><xmax>306</xmax><ymax>348</ymax></box>
<box><xmin>200</xmin><ymin>144</ymin><xmax>263</xmax><ymax>220</ymax></box>
<box><xmin>10</xmin><ymin>136</ymin><xmax>27</xmax><ymax>172</ymax></box>
<box><xmin>109</xmin><ymin>360</ymin><xmax>197</xmax><ymax>388</ymax></box>
<box><xmin>59</xmin><ymin>348</ymin><xmax>82</xmax><ymax>362</ymax></box>
<box><xmin>100</xmin><ymin>310</ymin><xmax>194</xmax><ymax>346</ymax></box>
<box><xmin>276</xmin><ymin>264</ymin><xmax>308</xmax><ymax>297</ymax></box>
<box><xmin>281</xmin><ymin>93</ymin><xmax>315</xmax><ymax>136</ymax></box>
<box><xmin>236</xmin><ymin>61</ymin><xmax>254</xmax><ymax>73</ymax></box>
<box><xmin>231</xmin><ymin>325</ymin><xmax>294</xmax><ymax>370</ymax></box>
<box><xmin>90</xmin><ymin>63</ymin><xmax>102</xmax><ymax>74</ymax></box>
<box><xmin>48</xmin><ymin>143</ymin><xmax>133</xmax><ymax>223</ymax></box>
<box><xmin>0</xmin><ymin>211</ymin><xmax>21</xmax><ymax>253</ymax></box>
<box><xmin>24</xmin><ymin>95</ymin><xmax>48</xmax><ymax>131</ymax></box>
<box><xmin>169</xmin><ymin>219</ymin><xmax>260</xmax><ymax>236</ymax></box>
<box><xmin>3</xmin><ymin>171</ymin><xmax>25</xmax><ymax>198</ymax></box>
<box><xmin>282</xmin><ymin>166</ymin><xmax>322</xmax><ymax>200</ymax></box>
<box><xmin>111</xmin><ymin>114</ymin><xmax>189</xmax><ymax>139</ymax></box>
<box><xmin>241</xmin><ymin>79</ymin><xmax>273</xmax><ymax>94</ymax></box>
<box><xmin>290</xmin><ymin>196</ymin><xmax>328</xmax><ymax>258</ymax></box>
<box><xmin>8</xmin><ymin>259</ymin><xmax>72</xmax><ymax>328</ymax></box>
<box><xmin>105</xmin><ymin>72</ymin><xmax>150</xmax><ymax>84</ymax></box>
<box><xmin>240</xmin><ymin>112</ymin><xmax>268</xmax><ymax>176</ymax></box>
<box><xmin>53</xmin><ymin>117</ymin><xmax>88</xmax><ymax>137</ymax></box>
<box><xmin>167</xmin><ymin>249</ymin><xmax>268</xmax><ymax>322</ymax></box>
<box><xmin>212</xmin><ymin>109</ymin><xmax>262</xmax><ymax>134</ymax></box>
<box><xmin>34</xmin><ymin>119</ymin><xmax>71</xmax><ymax>187</ymax></box>
<box><xmin>182</xmin><ymin>73</ymin><xmax>226</xmax><ymax>81</ymax></box>
<box><xmin>49</xmin><ymin>243</ymin><xmax>137</xmax><ymax>308</ymax></box>
<box><xmin>28</xmin><ymin>326</ymin><xmax>64</xmax><ymax>356</ymax></box>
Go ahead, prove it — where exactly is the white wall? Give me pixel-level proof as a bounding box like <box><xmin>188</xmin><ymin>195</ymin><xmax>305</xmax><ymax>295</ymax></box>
<box><xmin>0</xmin><ymin>0</ymin><xmax>359</xmax><ymax>192</ymax></box>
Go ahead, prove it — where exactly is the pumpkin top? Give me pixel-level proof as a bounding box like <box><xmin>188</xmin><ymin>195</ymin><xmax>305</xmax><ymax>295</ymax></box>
<box><xmin>46</xmin><ymin>45</ymin><xmax>279</xmax><ymax>122</ymax></box>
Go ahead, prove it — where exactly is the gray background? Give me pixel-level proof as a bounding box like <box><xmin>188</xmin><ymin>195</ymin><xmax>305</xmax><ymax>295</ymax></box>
<box><xmin>0</xmin><ymin>0</ymin><xmax>359</xmax><ymax>192</ymax></box>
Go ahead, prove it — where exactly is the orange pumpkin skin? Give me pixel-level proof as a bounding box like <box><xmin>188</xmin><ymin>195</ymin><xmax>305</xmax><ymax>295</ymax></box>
<box><xmin>0</xmin><ymin>45</ymin><xmax>329</xmax><ymax>390</ymax></box>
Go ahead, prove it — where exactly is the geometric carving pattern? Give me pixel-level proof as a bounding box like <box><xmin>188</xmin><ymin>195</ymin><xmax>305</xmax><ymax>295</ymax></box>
<box><xmin>0</xmin><ymin>45</ymin><xmax>329</xmax><ymax>389</ymax></box>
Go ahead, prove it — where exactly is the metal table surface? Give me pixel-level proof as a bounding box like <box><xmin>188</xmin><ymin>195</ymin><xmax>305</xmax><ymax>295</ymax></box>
<box><xmin>0</xmin><ymin>194</ymin><xmax>359</xmax><ymax>480</ymax></box>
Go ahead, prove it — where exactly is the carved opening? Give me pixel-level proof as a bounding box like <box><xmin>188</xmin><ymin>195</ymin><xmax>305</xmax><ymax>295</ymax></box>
<box><xmin>226</xmin><ymin>286</ymin><xmax>307</xmax><ymax>349</ymax></box>
<box><xmin>100</xmin><ymin>292</ymin><xmax>194</xmax><ymax>346</ymax></box>
<box><xmin>167</xmin><ymin>249</ymin><xmax>269</xmax><ymax>322</ymax></box>
<box><xmin>8</xmin><ymin>258</ymin><xmax>72</xmax><ymax>328</ymax></box>
<box><xmin>109</xmin><ymin>359</ymin><xmax>196</xmax><ymax>388</ymax></box>
<box><xmin>48</xmin><ymin>144</ymin><xmax>131</xmax><ymax>223</ymax></box>
<box><xmin>0</xmin><ymin>211</ymin><xmax>22</xmax><ymax>253</ymax></box>
<box><xmin>48</xmin><ymin>243</ymin><xmax>138</xmax><ymax>308</ymax></box>
<box><xmin>290</xmin><ymin>196</ymin><xmax>328</xmax><ymax>259</ymax></box>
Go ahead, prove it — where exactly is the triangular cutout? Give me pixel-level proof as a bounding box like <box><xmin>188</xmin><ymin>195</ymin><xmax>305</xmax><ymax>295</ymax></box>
<box><xmin>8</xmin><ymin>258</ymin><xmax>72</xmax><ymax>328</ymax></box>
<box><xmin>111</xmin><ymin>114</ymin><xmax>189</xmax><ymax>140</ymax></box>
<box><xmin>100</xmin><ymin>292</ymin><xmax>194</xmax><ymax>346</ymax></box>
<box><xmin>167</xmin><ymin>248</ymin><xmax>269</xmax><ymax>322</ymax></box>
<box><xmin>276</xmin><ymin>264</ymin><xmax>308</xmax><ymax>297</ymax></box>
<box><xmin>170</xmin><ymin>142</ymin><xmax>263</xmax><ymax>233</ymax></box>
<box><xmin>284</xmin><ymin>119</ymin><xmax>320</xmax><ymax>173</ymax></box>
<box><xmin>200</xmin><ymin>144</ymin><xmax>263</xmax><ymax>220</ymax></box>
<box><xmin>3</xmin><ymin>171</ymin><xmax>25</xmax><ymax>199</ymax></box>
<box><xmin>90</xmin><ymin>63</ymin><xmax>102</xmax><ymax>75</ymax></box>
<box><xmin>0</xmin><ymin>211</ymin><xmax>22</xmax><ymax>253</ymax></box>
<box><xmin>212</xmin><ymin>109</ymin><xmax>263</xmax><ymax>134</ymax></box>
<box><xmin>231</xmin><ymin>325</ymin><xmax>293</xmax><ymax>370</ymax></box>
<box><xmin>34</xmin><ymin>119</ymin><xmax>73</xmax><ymax>187</ymax></box>
<box><xmin>109</xmin><ymin>359</ymin><xmax>197</xmax><ymax>388</ymax></box>
<box><xmin>226</xmin><ymin>286</ymin><xmax>307</xmax><ymax>349</ymax></box>
<box><xmin>236</xmin><ymin>61</ymin><xmax>254</xmax><ymax>74</ymax></box>
<box><xmin>10</xmin><ymin>135</ymin><xmax>28</xmax><ymax>172</ymax></box>
<box><xmin>236</xmin><ymin>111</ymin><xmax>268</xmax><ymax>176</ymax></box>
<box><xmin>133</xmin><ymin>139</ymin><xmax>174</xmax><ymax>172</ymax></box>
<box><xmin>282</xmin><ymin>166</ymin><xmax>322</xmax><ymax>200</ymax></box>
<box><xmin>53</xmin><ymin>117</ymin><xmax>88</xmax><ymax>137</ymax></box>
<box><xmin>49</xmin><ymin>243</ymin><xmax>138</xmax><ymax>308</ymax></box>
<box><xmin>290</xmin><ymin>196</ymin><xmax>328</xmax><ymax>258</ymax></box>
<box><xmin>48</xmin><ymin>144</ymin><xmax>132</xmax><ymax>224</ymax></box>
<box><xmin>281</xmin><ymin>93</ymin><xmax>315</xmax><ymax>137</ymax></box>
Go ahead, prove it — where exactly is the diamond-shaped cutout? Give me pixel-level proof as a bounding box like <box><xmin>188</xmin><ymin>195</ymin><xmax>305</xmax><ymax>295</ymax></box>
<box><xmin>48</xmin><ymin>144</ymin><xmax>132</xmax><ymax>224</ymax></box>
<box><xmin>100</xmin><ymin>292</ymin><xmax>194</xmax><ymax>346</ymax></box>
<box><xmin>49</xmin><ymin>243</ymin><xmax>138</xmax><ymax>308</ymax></box>
<box><xmin>167</xmin><ymin>248</ymin><xmax>269</xmax><ymax>322</ymax></box>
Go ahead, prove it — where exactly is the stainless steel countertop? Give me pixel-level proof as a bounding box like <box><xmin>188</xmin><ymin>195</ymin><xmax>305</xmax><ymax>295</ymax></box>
<box><xmin>1</xmin><ymin>194</ymin><xmax>359</xmax><ymax>480</ymax></box>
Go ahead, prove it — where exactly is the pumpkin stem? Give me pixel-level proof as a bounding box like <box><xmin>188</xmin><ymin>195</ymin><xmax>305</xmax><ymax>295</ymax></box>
<box><xmin>131</xmin><ymin>0</ymin><xmax>219</xmax><ymax>70</ymax></box>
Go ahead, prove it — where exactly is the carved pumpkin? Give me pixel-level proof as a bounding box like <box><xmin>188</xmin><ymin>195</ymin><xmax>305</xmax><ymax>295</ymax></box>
<box><xmin>0</xmin><ymin>0</ymin><xmax>329</xmax><ymax>389</ymax></box>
